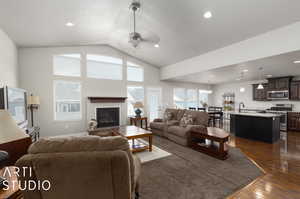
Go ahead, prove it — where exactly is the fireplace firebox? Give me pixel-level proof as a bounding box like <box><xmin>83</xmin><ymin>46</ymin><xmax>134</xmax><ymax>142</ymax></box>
<box><xmin>96</xmin><ymin>107</ymin><xmax>120</xmax><ymax>128</ymax></box>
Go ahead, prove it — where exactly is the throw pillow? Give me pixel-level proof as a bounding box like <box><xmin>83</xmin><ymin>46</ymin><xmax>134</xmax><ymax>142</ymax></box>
<box><xmin>179</xmin><ymin>113</ymin><xmax>194</xmax><ymax>127</ymax></box>
<box><xmin>164</xmin><ymin>111</ymin><xmax>173</xmax><ymax>121</ymax></box>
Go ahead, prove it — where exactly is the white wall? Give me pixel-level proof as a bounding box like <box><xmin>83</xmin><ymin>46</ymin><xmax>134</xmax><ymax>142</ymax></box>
<box><xmin>212</xmin><ymin>80</ymin><xmax>300</xmax><ymax>111</ymax></box>
<box><xmin>161</xmin><ymin>22</ymin><xmax>300</xmax><ymax>80</ymax></box>
<box><xmin>0</xmin><ymin>28</ymin><xmax>18</xmax><ymax>87</ymax></box>
<box><xmin>19</xmin><ymin>45</ymin><xmax>210</xmax><ymax>137</ymax></box>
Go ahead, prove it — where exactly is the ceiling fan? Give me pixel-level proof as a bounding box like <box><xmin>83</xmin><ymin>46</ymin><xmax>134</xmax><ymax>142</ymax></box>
<box><xmin>128</xmin><ymin>0</ymin><xmax>160</xmax><ymax>48</ymax></box>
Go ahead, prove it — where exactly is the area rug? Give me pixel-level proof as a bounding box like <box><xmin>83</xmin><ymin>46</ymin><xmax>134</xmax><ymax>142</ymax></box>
<box><xmin>139</xmin><ymin>135</ymin><xmax>263</xmax><ymax>199</ymax></box>
<box><xmin>135</xmin><ymin>144</ymin><xmax>171</xmax><ymax>163</ymax></box>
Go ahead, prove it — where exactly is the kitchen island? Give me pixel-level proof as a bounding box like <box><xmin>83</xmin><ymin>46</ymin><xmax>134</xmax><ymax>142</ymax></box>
<box><xmin>230</xmin><ymin>112</ymin><xmax>281</xmax><ymax>143</ymax></box>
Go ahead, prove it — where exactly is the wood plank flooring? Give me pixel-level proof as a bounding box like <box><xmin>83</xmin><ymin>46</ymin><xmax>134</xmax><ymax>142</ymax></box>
<box><xmin>227</xmin><ymin>132</ymin><xmax>300</xmax><ymax>199</ymax></box>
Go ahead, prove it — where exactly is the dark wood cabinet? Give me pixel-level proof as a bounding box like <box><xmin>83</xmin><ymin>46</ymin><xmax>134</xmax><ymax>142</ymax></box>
<box><xmin>288</xmin><ymin>112</ymin><xmax>300</xmax><ymax>131</ymax></box>
<box><xmin>268</xmin><ymin>79</ymin><xmax>276</xmax><ymax>90</ymax></box>
<box><xmin>253</xmin><ymin>84</ymin><xmax>268</xmax><ymax>101</ymax></box>
<box><xmin>267</xmin><ymin>77</ymin><xmax>291</xmax><ymax>90</ymax></box>
<box><xmin>277</xmin><ymin>78</ymin><xmax>290</xmax><ymax>90</ymax></box>
<box><xmin>290</xmin><ymin>81</ymin><xmax>300</xmax><ymax>100</ymax></box>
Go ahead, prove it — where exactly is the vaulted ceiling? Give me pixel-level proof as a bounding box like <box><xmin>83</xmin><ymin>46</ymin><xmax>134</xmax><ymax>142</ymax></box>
<box><xmin>0</xmin><ymin>0</ymin><xmax>300</xmax><ymax>67</ymax></box>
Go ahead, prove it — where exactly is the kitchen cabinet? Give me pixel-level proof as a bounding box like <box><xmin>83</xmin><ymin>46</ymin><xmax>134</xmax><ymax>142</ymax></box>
<box><xmin>290</xmin><ymin>81</ymin><xmax>300</xmax><ymax>100</ymax></box>
<box><xmin>288</xmin><ymin>112</ymin><xmax>300</xmax><ymax>131</ymax></box>
<box><xmin>268</xmin><ymin>77</ymin><xmax>291</xmax><ymax>90</ymax></box>
<box><xmin>253</xmin><ymin>84</ymin><xmax>268</xmax><ymax>101</ymax></box>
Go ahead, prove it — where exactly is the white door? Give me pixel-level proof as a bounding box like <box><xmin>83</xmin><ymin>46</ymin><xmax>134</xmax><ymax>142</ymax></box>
<box><xmin>147</xmin><ymin>87</ymin><xmax>162</xmax><ymax>122</ymax></box>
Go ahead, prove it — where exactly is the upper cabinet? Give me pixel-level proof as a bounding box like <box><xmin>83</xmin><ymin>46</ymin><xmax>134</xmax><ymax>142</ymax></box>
<box><xmin>290</xmin><ymin>81</ymin><xmax>300</xmax><ymax>100</ymax></box>
<box><xmin>252</xmin><ymin>77</ymin><xmax>293</xmax><ymax>101</ymax></box>
<box><xmin>268</xmin><ymin>77</ymin><xmax>291</xmax><ymax>90</ymax></box>
<box><xmin>253</xmin><ymin>84</ymin><xmax>268</xmax><ymax>101</ymax></box>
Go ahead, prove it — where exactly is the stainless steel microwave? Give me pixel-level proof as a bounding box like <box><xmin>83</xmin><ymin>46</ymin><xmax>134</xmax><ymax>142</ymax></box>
<box><xmin>267</xmin><ymin>90</ymin><xmax>289</xmax><ymax>100</ymax></box>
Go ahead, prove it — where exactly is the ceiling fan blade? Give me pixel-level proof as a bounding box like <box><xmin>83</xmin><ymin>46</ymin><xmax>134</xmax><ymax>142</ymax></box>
<box><xmin>140</xmin><ymin>31</ymin><xmax>160</xmax><ymax>44</ymax></box>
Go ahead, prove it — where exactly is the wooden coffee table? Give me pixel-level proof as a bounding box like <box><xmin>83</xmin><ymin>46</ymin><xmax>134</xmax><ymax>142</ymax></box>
<box><xmin>188</xmin><ymin>127</ymin><xmax>229</xmax><ymax>160</ymax></box>
<box><xmin>89</xmin><ymin>125</ymin><xmax>153</xmax><ymax>153</ymax></box>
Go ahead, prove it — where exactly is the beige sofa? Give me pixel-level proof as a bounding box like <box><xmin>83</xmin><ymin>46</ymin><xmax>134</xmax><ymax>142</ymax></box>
<box><xmin>150</xmin><ymin>108</ymin><xmax>209</xmax><ymax>146</ymax></box>
<box><xmin>16</xmin><ymin>136</ymin><xmax>141</xmax><ymax>199</ymax></box>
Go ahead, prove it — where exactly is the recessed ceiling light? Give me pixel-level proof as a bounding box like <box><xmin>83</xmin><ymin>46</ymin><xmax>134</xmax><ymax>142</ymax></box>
<box><xmin>294</xmin><ymin>60</ymin><xmax>300</xmax><ymax>64</ymax></box>
<box><xmin>266</xmin><ymin>74</ymin><xmax>273</xmax><ymax>77</ymax></box>
<box><xmin>203</xmin><ymin>11</ymin><xmax>212</xmax><ymax>19</ymax></box>
<box><xmin>243</xmin><ymin>69</ymin><xmax>249</xmax><ymax>72</ymax></box>
<box><xmin>154</xmin><ymin>44</ymin><xmax>160</xmax><ymax>48</ymax></box>
<box><xmin>65</xmin><ymin>22</ymin><xmax>75</xmax><ymax>27</ymax></box>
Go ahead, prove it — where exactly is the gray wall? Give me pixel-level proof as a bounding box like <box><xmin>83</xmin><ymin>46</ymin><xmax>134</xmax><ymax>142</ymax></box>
<box><xmin>0</xmin><ymin>28</ymin><xmax>18</xmax><ymax>87</ymax></box>
<box><xmin>18</xmin><ymin>45</ymin><xmax>211</xmax><ymax>137</ymax></box>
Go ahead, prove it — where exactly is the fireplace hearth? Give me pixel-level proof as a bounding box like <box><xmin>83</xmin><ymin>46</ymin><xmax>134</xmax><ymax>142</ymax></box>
<box><xmin>96</xmin><ymin>107</ymin><xmax>120</xmax><ymax>128</ymax></box>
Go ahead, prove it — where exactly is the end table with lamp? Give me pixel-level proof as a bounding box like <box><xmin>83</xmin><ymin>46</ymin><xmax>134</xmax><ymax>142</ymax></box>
<box><xmin>0</xmin><ymin>151</ymin><xmax>22</xmax><ymax>199</ymax></box>
<box><xmin>130</xmin><ymin>101</ymin><xmax>148</xmax><ymax>129</ymax></box>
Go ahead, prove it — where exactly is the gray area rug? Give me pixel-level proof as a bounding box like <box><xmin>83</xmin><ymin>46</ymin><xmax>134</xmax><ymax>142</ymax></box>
<box><xmin>140</xmin><ymin>136</ymin><xmax>263</xmax><ymax>199</ymax></box>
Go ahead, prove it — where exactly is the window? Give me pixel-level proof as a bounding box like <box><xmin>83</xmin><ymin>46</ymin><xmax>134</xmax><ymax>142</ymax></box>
<box><xmin>187</xmin><ymin>89</ymin><xmax>197</xmax><ymax>108</ymax></box>
<box><xmin>199</xmin><ymin>90</ymin><xmax>210</xmax><ymax>108</ymax></box>
<box><xmin>127</xmin><ymin>62</ymin><xmax>144</xmax><ymax>82</ymax></box>
<box><xmin>127</xmin><ymin>86</ymin><xmax>144</xmax><ymax>116</ymax></box>
<box><xmin>87</xmin><ymin>54</ymin><xmax>123</xmax><ymax>80</ymax></box>
<box><xmin>53</xmin><ymin>54</ymin><xmax>81</xmax><ymax>77</ymax></box>
<box><xmin>174</xmin><ymin>88</ymin><xmax>186</xmax><ymax>109</ymax></box>
<box><xmin>54</xmin><ymin>80</ymin><xmax>81</xmax><ymax>121</ymax></box>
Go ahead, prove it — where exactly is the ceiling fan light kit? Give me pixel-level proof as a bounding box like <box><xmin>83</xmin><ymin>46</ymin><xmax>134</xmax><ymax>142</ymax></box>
<box><xmin>128</xmin><ymin>0</ymin><xmax>160</xmax><ymax>48</ymax></box>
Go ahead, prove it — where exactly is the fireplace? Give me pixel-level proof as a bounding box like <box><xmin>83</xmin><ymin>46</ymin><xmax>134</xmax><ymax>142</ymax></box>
<box><xmin>96</xmin><ymin>107</ymin><xmax>120</xmax><ymax>128</ymax></box>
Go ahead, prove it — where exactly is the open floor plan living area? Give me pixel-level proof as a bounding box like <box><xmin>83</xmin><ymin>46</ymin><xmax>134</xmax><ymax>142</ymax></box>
<box><xmin>1</xmin><ymin>0</ymin><xmax>300</xmax><ymax>198</ymax></box>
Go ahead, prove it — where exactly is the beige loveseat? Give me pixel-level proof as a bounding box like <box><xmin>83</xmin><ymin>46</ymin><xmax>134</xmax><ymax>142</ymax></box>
<box><xmin>150</xmin><ymin>108</ymin><xmax>209</xmax><ymax>146</ymax></box>
<box><xmin>16</xmin><ymin>136</ymin><xmax>141</xmax><ymax>199</ymax></box>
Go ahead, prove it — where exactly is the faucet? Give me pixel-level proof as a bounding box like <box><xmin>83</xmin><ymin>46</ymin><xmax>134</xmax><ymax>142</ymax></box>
<box><xmin>239</xmin><ymin>102</ymin><xmax>245</xmax><ymax>113</ymax></box>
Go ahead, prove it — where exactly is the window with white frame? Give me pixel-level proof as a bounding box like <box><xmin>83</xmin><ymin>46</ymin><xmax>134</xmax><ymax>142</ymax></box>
<box><xmin>87</xmin><ymin>54</ymin><xmax>123</xmax><ymax>80</ymax></box>
<box><xmin>127</xmin><ymin>86</ymin><xmax>144</xmax><ymax>116</ymax></box>
<box><xmin>187</xmin><ymin>89</ymin><xmax>197</xmax><ymax>108</ymax></box>
<box><xmin>53</xmin><ymin>54</ymin><xmax>81</xmax><ymax>77</ymax></box>
<box><xmin>199</xmin><ymin>90</ymin><xmax>210</xmax><ymax>108</ymax></box>
<box><xmin>127</xmin><ymin>62</ymin><xmax>144</xmax><ymax>82</ymax></box>
<box><xmin>173</xmin><ymin>88</ymin><xmax>186</xmax><ymax>109</ymax></box>
<box><xmin>54</xmin><ymin>80</ymin><xmax>81</xmax><ymax>121</ymax></box>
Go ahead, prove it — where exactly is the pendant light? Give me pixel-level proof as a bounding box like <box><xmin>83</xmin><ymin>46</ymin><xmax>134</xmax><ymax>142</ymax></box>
<box><xmin>257</xmin><ymin>67</ymin><xmax>264</xmax><ymax>90</ymax></box>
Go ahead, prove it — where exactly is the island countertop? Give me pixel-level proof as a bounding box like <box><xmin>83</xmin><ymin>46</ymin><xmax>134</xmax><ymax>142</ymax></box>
<box><xmin>229</xmin><ymin>112</ymin><xmax>281</xmax><ymax>118</ymax></box>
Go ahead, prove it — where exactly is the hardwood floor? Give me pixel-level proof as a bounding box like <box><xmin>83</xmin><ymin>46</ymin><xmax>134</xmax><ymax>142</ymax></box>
<box><xmin>227</xmin><ymin>131</ymin><xmax>300</xmax><ymax>199</ymax></box>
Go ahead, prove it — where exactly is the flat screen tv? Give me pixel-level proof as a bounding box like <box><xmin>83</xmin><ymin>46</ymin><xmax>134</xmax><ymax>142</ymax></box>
<box><xmin>0</xmin><ymin>86</ymin><xmax>28</xmax><ymax>128</ymax></box>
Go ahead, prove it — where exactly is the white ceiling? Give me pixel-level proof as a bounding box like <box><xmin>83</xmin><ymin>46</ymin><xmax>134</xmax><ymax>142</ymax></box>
<box><xmin>171</xmin><ymin>50</ymin><xmax>300</xmax><ymax>84</ymax></box>
<box><xmin>0</xmin><ymin>0</ymin><xmax>300</xmax><ymax>67</ymax></box>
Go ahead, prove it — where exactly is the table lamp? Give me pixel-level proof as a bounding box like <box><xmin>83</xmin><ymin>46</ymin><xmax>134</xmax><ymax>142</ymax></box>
<box><xmin>133</xmin><ymin>101</ymin><xmax>144</xmax><ymax>117</ymax></box>
<box><xmin>28</xmin><ymin>94</ymin><xmax>40</xmax><ymax>127</ymax></box>
<box><xmin>0</xmin><ymin>110</ymin><xmax>31</xmax><ymax>165</ymax></box>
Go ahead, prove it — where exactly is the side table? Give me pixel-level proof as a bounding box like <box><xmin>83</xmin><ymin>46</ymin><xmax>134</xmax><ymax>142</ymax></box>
<box><xmin>129</xmin><ymin>117</ymin><xmax>148</xmax><ymax>129</ymax></box>
<box><xmin>188</xmin><ymin>127</ymin><xmax>230</xmax><ymax>160</ymax></box>
<box><xmin>0</xmin><ymin>167</ymin><xmax>22</xmax><ymax>199</ymax></box>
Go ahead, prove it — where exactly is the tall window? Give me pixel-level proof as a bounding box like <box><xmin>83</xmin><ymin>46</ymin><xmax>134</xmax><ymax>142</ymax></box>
<box><xmin>53</xmin><ymin>54</ymin><xmax>81</xmax><ymax>77</ymax></box>
<box><xmin>199</xmin><ymin>90</ymin><xmax>210</xmax><ymax>108</ymax></box>
<box><xmin>173</xmin><ymin>88</ymin><xmax>186</xmax><ymax>109</ymax></box>
<box><xmin>187</xmin><ymin>89</ymin><xmax>197</xmax><ymax>108</ymax></box>
<box><xmin>127</xmin><ymin>86</ymin><xmax>144</xmax><ymax>116</ymax></box>
<box><xmin>54</xmin><ymin>80</ymin><xmax>81</xmax><ymax>121</ymax></box>
<box><xmin>127</xmin><ymin>62</ymin><xmax>144</xmax><ymax>82</ymax></box>
<box><xmin>87</xmin><ymin>54</ymin><xmax>123</xmax><ymax>80</ymax></box>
